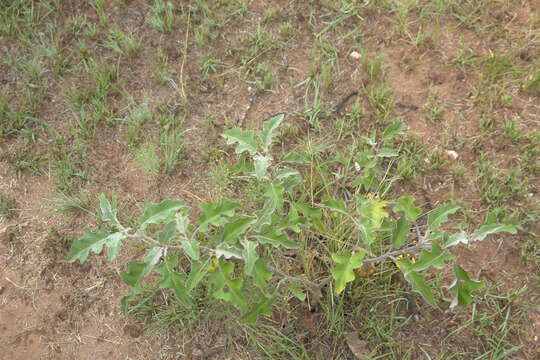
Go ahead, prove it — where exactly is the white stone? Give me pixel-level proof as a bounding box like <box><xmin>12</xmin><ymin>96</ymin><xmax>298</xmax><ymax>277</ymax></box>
<box><xmin>446</xmin><ymin>150</ymin><xmax>459</xmax><ymax>160</ymax></box>
<box><xmin>350</xmin><ymin>51</ymin><xmax>361</xmax><ymax>60</ymax></box>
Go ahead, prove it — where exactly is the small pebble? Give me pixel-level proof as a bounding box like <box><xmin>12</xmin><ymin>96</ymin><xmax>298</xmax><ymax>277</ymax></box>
<box><xmin>350</xmin><ymin>51</ymin><xmax>361</xmax><ymax>60</ymax></box>
<box><xmin>446</xmin><ymin>150</ymin><xmax>458</xmax><ymax>160</ymax></box>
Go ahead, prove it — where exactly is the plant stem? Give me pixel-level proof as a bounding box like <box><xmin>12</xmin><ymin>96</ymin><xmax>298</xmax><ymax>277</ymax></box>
<box><xmin>362</xmin><ymin>242</ymin><xmax>431</xmax><ymax>264</ymax></box>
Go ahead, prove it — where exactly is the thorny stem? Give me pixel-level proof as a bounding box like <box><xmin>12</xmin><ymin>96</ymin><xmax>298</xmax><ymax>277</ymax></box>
<box><xmin>267</xmin><ymin>265</ymin><xmax>320</xmax><ymax>290</ymax></box>
<box><xmin>361</xmin><ymin>242</ymin><xmax>431</xmax><ymax>264</ymax></box>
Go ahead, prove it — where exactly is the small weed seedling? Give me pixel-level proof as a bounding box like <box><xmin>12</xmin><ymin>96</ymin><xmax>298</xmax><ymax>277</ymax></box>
<box><xmin>0</xmin><ymin>193</ymin><xmax>16</xmax><ymax>219</ymax></box>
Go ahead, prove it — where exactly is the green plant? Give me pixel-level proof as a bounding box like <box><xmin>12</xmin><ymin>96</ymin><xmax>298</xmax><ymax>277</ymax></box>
<box><xmin>0</xmin><ymin>193</ymin><xmax>16</xmax><ymax>218</ymax></box>
<box><xmin>251</xmin><ymin>63</ymin><xmax>276</xmax><ymax>92</ymax></box>
<box><xmin>240</xmin><ymin>24</ymin><xmax>281</xmax><ymax>66</ymax></box>
<box><xmin>366</xmin><ymin>84</ymin><xmax>394</xmax><ymax>124</ymax></box>
<box><xmin>133</xmin><ymin>142</ymin><xmax>160</xmax><ymax>176</ymax></box>
<box><xmin>91</xmin><ymin>0</ymin><xmax>107</xmax><ymax>25</ymax></box>
<box><xmin>424</xmin><ymin>102</ymin><xmax>444</xmax><ymax>123</ymax></box>
<box><xmin>0</xmin><ymin>90</ymin><xmax>36</xmax><ymax>139</ymax></box>
<box><xmin>201</xmin><ymin>57</ymin><xmax>224</xmax><ymax>78</ymax></box>
<box><xmin>148</xmin><ymin>0</ymin><xmax>175</xmax><ymax>33</ymax></box>
<box><xmin>160</xmin><ymin>128</ymin><xmax>189</xmax><ymax>175</ymax></box>
<box><xmin>6</xmin><ymin>147</ymin><xmax>44</xmax><ymax>178</ymax></box>
<box><xmin>279</xmin><ymin>23</ymin><xmax>298</xmax><ymax>40</ymax></box>
<box><xmin>18</xmin><ymin>54</ymin><xmax>48</xmax><ymax>79</ymax></box>
<box><xmin>451</xmin><ymin>39</ymin><xmax>481</xmax><ymax>72</ymax></box>
<box><xmin>50</xmin><ymin>191</ymin><xmax>94</xmax><ymax>215</ymax></box>
<box><xmin>121</xmin><ymin>102</ymin><xmax>153</xmax><ymax>147</ymax></box>
<box><xmin>52</xmin><ymin>139</ymin><xmax>91</xmax><ymax>193</ymax></box>
<box><xmin>363</xmin><ymin>52</ymin><xmax>383</xmax><ymax>81</ymax></box>
<box><xmin>68</xmin><ymin>115</ymin><xmax>517</xmax><ymax>323</ymax></box>
<box><xmin>476</xmin><ymin>157</ymin><xmax>524</xmax><ymax>207</ymax></box>
<box><xmin>302</xmin><ymin>77</ymin><xmax>325</xmax><ymax>130</ymax></box>
<box><xmin>104</xmin><ymin>29</ymin><xmax>139</xmax><ymax>56</ymax></box>
<box><xmin>503</xmin><ymin>117</ymin><xmax>525</xmax><ymax>144</ymax></box>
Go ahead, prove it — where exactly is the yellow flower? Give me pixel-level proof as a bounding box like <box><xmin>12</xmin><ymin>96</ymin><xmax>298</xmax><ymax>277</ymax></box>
<box><xmin>207</xmin><ymin>257</ymin><xmax>220</xmax><ymax>272</ymax></box>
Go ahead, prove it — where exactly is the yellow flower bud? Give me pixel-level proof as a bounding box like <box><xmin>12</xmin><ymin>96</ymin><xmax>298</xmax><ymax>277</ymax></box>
<box><xmin>207</xmin><ymin>257</ymin><xmax>220</xmax><ymax>271</ymax></box>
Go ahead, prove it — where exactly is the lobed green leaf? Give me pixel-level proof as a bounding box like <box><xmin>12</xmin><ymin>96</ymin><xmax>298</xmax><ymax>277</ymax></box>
<box><xmin>198</xmin><ymin>199</ymin><xmax>241</xmax><ymax>231</ymax></box>
<box><xmin>120</xmin><ymin>247</ymin><xmax>163</xmax><ymax>296</ymax></box>
<box><xmin>331</xmin><ymin>250</ymin><xmax>366</xmax><ymax>295</ymax></box>
<box><xmin>253</xmin><ymin>154</ymin><xmax>272</xmax><ymax>179</ymax></box>
<box><xmin>158</xmin><ymin>221</ymin><xmax>177</xmax><ymax>244</ymax></box>
<box><xmin>293</xmin><ymin>202</ymin><xmax>323</xmax><ymax>232</ymax></box>
<box><xmin>186</xmin><ymin>258</ymin><xmax>211</xmax><ymax>292</ymax></box>
<box><xmin>209</xmin><ymin>261</ymin><xmax>247</xmax><ymax>311</ymax></box>
<box><xmin>427</xmin><ymin>203</ymin><xmax>460</xmax><ymax>229</ymax></box>
<box><xmin>473</xmin><ymin>223</ymin><xmax>517</xmax><ymax>241</ymax></box>
<box><xmin>253</xmin><ymin>259</ymin><xmax>272</xmax><ymax>289</ymax></box>
<box><xmin>99</xmin><ymin>193</ymin><xmax>118</xmax><ymax>225</ymax></box>
<box><xmin>356</xmin><ymin>196</ymin><xmax>389</xmax><ymax>229</ymax></box>
<box><xmin>275</xmin><ymin>167</ymin><xmax>301</xmax><ymax>192</ymax></box>
<box><xmin>175</xmin><ymin>213</ymin><xmax>190</xmax><ymax>234</ymax></box>
<box><xmin>254</xmin><ymin>182</ymin><xmax>284</xmax><ymax>231</ymax></box>
<box><xmin>393</xmin><ymin>196</ymin><xmax>422</xmax><ymax>222</ymax></box>
<box><xmin>139</xmin><ymin>200</ymin><xmax>188</xmax><ymax>230</ymax></box>
<box><xmin>68</xmin><ymin>229</ymin><xmax>126</xmax><ymax>263</ymax></box>
<box><xmin>449</xmin><ymin>265</ymin><xmax>485</xmax><ymax>309</ymax></box>
<box><xmin>215</xmin><ymin>243</ymin><xmax>243</xmax><ymax>259</ymax></box>
<box><xmin>324</xmin><ymin>198</ymin><xmax>350</xmax><ymax>215</ymax></box>
<box><xmin>243</xmin><ymin>295</ymin><xmax>274</xmax><ymax>323</ymax></box>
<box><xmin>120</xmin><ymin>262</ymin><xmax>146</xmax><ymax>294</ymax></box>
<box><xmin>264</xmin><ymin>182</ymin><xmax>284</xmax><ymax>211</ymax></box>
<box><xmin>253</xmin><ymin>229</ymin><xmax>298</xmax><ymax>249</ymax></box>
<box><xmin>391</xmin><ymin>216</ymin><xmax>409</xmax><ymax>247</ymax></box>
<box><xmin>403</xmin><ymin>268</ymin><xmax>436</xmax><ymax>306</ymax></box>
<box><xmin>404</xmin><ymin>241</ymin><xmax>454</xmax><ymax>272</ymax></box>
<box><xmin>142</xmin><ymin>247</ymin><xmax>163</xmax><ymax>276</ymax></box>
<box><xmin>259</xmin><ymin>113</ymin><xmax>284</xmax><ymax>152</ymax></box>
<box><xmin>155</xmin><ymin>256</ymin><xmax>193</xmax><ymax>307</ymax></box>
<box><xmin>180</xmin><ymin>239</ymin><xmax>200</xmax><ymax>260</ymax></box>
<box><xmin>282</xmin><ymin>151</ymin><xmax>309</xmax><ymax>164</ymax></box>
<box><xmin>223</xmin><ymin>217</ymin><xmax>256</xmax><ymax>244</ymax></box>
<box><xmin>444</xmin><ymin>231</ymin><xmax>468</xmax><ymax>248</ymax></box>
<box><xmin>381</xmin><ymin>118</ymin><xmax>407</xmax><ymax>142</ymax></box>
<box><xmin>288</xmin><ymin>283</ymin><xmax>307</xmax><ymax>301</ymax></box>
<box><xmin>222</xmin><ymin>128</ymin><xmax>259</xmax><ymax>155</ymax></box>
<box><xmin>279</xmin><ymin>208</ymin><xmax>307</xmax><ymax>233</ymax></box>
<box><xmin>241</xmin><ymin>238</ymin><xmax>259</xmax><ymax>276</ymax></box>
